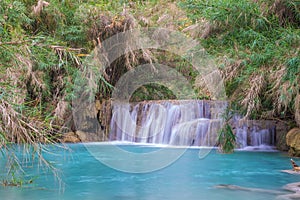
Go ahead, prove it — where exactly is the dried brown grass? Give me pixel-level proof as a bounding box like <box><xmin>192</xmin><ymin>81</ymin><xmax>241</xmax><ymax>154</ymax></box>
<box><xmin>274</xmin><ymin>79</ymin><xmax>298</xmax><ymax>120</ymax></box>
<box><xmin>241</xmin><ymin>73</ymin><xmax>266</xmax><ymax>118</ymax></box>
<box><xmin>295</xmin><ymin>93</ymin><xmax>300</xmax><ymax>127</ymax></box>
<box><xmin>1</xmin><ymin>49</ymin><xmax>62</xmax><ymax>143</ymax></box>
<box><xmin>0</xmin><ymin>97</ymin><xmax>63</xmax><ymax>183</ymax></box>
<box><xmin>267</xmin><ymin>65</ymin><xmax>286</xmax><ymax>115</ymax></box>
<box><xmin>272</xmin><ymin>0</ymin><xmax>300</xmax><ymax>26</ymax></box>
<box><xmin>0</xmin><ymin>99</ymin><xmax>52</xmax><ymax>144</ymax></box>
<box><xmin>264</xmin><ymin>64</ymin><xmax>299</xmax><ymax>125</ymax></box>
<box><xmin>137</xmin><ymin>2</ymin><xmax>188</xmax><ymax>30</ymax></box>
<box><xmin>222</xmin><ymin>58</ymin><xmax>244</xmax><ymax>82</ymax></box>
<box><xmin>32</xmin><ymin>0</ymin><xmax>50</xmax><ymax>16</ymax></box>
<box><xmin>0</xmin><ymin>44</ymin><xmax>67</xmax><ymax>186</ymax></box>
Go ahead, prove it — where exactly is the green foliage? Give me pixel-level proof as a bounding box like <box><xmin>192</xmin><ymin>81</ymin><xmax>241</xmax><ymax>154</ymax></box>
<box><xmin>218</xmin><ymin>107</ymin><xmax>235</xmax><ymax>153</ymax></box>
<box><xmin>0</xmin><ymin>0</ymin><xmax>97</xmax><ymax>186</ymax></box>
<box><xmin>225</xmin><ymin>79</ymin><xmax>240</xmax><ymax>96</ymax></box>
<box><xmin>0</xmin><ymin>1</ymin><xmax>32</xmax><ymax>39</ymax></box>
<box><xmin>284</xmin><ymin>57</ymin><xmax>300</xmax><ymax>83</ymax></box>
<box><xmin>131</xmin><ymin>84</ymin><xmax>176</xmax><ymax>102</ymax></box>
<box><xmin>218</xmin><ymin>123</ymin><xmax>235</xmax><ymax>153</ymax></box>
<box><xmin>180</xmin><ymin>0</ymin><xmax>300</xmax><ymax>121</ymax></box>
<box><xmin>180</xmin><ymin>0</ymin><xmax>270</xmax><ymax>30</ymax></box>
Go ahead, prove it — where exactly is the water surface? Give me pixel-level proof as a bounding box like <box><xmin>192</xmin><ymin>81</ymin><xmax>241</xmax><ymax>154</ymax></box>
<box><xmin>1</xmin><ymin>144</ymin><xmax>299</xmax><ymax>200</ymax></box>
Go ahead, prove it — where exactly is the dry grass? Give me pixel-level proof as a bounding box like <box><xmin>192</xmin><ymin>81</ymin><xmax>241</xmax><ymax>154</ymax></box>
<box><xmin>0</xmin><ymin>99</ymin><xmax>53</xmax><ymax>144</ymax></box>
<box><xmin>272</xmin><ymin>0</ymin><xmax>300</xmax><ymax>26</ymax></box>
<box><xmin>274</xmin><ymin>80</ymin><xmax>298</xmax><ymax>121</ymax></box>
<box><xmin>0</xmin><ymin>97</ymin><xmax>63</xmax><ymax>183</ymax></box>
<box><xmin>267</xmin><ymin>65</ymin><xmax>286</xmax><ymax>114</ymax></box>
<box><xmin>87</xmin><ymin>14</ymin><xmax>140</xmax><ymax>85</ymax></box>
<box><xmin>1</xmin><ymin>49</ymin><xmax>62</xmax><ymax>144</ymax></box>
<box><xmin>222</xmin><ymin>58</ymin><xmax>244</xmax><ymax>82</ymax></box>
<box><xmin>241</xmin><ymin>73</ymin><xmax>266</xmax><ymax>118</ymax></box>
<box><xmin>182</xmin><ymin>19</ymin><xmax>220</xmax><ymax>39</ymax></box>
<box><xmin>135</xmin><ymin>1</ymin><xmax>190</xmax><ymax>30</ymax></box>
<box><xmin>32</xmin><ymin>0</ymin><xmax>50</xmax><ymax>16</ymax></box>
<box><xmin>264</xmin><ymin>63</ymin><xmax>299</xmax><ymax>125</ymax></box>
<box><xmin>277</xmin><ymin>81</ymin><xmax>292</xmax><ymax>114</ymax></box>
<box><xmin>295</xmin><ymin>93</ymin><xmax>300</xmax><ymax>127</ymax></box>
<box><xmin>0</xmin><ymin>45</ymin><xmax>67</xmax><ymax>186</ymax></box>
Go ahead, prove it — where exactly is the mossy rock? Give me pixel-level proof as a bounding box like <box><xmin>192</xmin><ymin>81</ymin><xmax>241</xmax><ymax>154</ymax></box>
<box><xmin>286</xmin><ymin>128</ymin><xmax>300</xmax><ymax>157</ymax></box>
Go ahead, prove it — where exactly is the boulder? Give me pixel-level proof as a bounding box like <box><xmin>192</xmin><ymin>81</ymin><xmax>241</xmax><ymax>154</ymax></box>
<box><xmin>62</xmin><ymin>132</ymin><xmax>80</xmax><ymax>143</ymax></box>
<box><xmin>286</xmin><ymin>128</ymin><xmax>300</xmax><ymax>157</ymax></box>
<box><xmin>62</xmin><ymin>130</ymin><xmax>108</xmax><ymax>143</ymax></box>
<box><xmin>276</xmin><ymin>121</ymin><xmax>289</xmax><ymax>151</ymax></box>
<box><xmin>76</xmin><ymin>130</ymin><xmax>87</xmax><ymax>141</ymax></box>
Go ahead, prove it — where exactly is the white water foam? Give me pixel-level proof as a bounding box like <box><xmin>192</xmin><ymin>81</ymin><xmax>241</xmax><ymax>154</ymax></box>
<box><xmin>109</xmin><ymin>100</ymin><xmax>276</xmax><ymax>150</ymax></box>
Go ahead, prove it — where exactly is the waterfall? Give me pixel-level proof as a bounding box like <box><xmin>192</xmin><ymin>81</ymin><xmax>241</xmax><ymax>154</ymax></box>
<box><xmin>235</xmin><ymin>120</ymin><xmax>276</xmax><ymax>149</ymax></box>
<box><xmin>110</xmin><ymin>100</ymin><xmax>224</xmax><ymax>146</ymax></box>
<box><xmin>250</xmin><ymin>127</ymin><xmax>275</xmax><ymax>147</ymax></box>
<box><xmin>236</xmin><ymin>125</ymin><xmax>248</xmax><ymax>148</ymax></box>
<box><xmin>109</xmin><ymin>100</ymin><xmax>276</xmax><ymax>148</ymax></box>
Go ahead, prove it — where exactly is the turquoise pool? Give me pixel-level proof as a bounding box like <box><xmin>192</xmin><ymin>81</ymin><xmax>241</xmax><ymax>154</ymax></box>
<box><xmin>1</xmin><ymin>144</ymin><xmax>300</xmax><ymax>200</ymax></box>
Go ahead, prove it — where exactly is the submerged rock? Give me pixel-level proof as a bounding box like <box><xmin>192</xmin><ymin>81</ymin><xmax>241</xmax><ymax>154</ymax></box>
<box><xmin>281</xmin><ymin>170</ymin><xmax>300</xmax><ymax>175</ymax></box>
<box><xmin>286</xmin><ymin>128</ymin><xmax>300</xmax><ymax>157</ymax></box>
<box><xmin>215</xmin><ymin>182</ymin><xmax>300</xmax><ymax>200</ymax></box>
<box><xmin>214</xmin><ymin>184</ymin><xmax>285</xmax><ymax>194</ymax></box>
<box><xmin>277</xmin><ymin>182</ymin><xmax>300</xmax><ymax>200</ymax></box>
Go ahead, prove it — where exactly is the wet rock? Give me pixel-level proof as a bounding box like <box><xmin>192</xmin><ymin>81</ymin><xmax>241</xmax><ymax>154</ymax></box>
<box><xmin>275</xmin><ymin>121</ymin><xmax>289</xmax><ymax>151</ymax></box>
<box><xmin>62</xmin><ymin>132</ymin><xmax>80</xmax><ymax>143</ymax></box>
<box><xmin>76</xmin><ymin>130</ymin><xmax>87</xmax><ymax>141</ymax></box>
<box><xmin>286</xmin><ymin>128</ymin><xmax>300</xmax><ymax>157</ymax></box>
<box><xmin>278</xmin><ymin>182</ymin><xmax>300</xmax><ymax>200</ymax></box>
<box><xmin>85</xmin><ymin>131</ymin><xmax>107</xmax><ymax>142</ymax></box>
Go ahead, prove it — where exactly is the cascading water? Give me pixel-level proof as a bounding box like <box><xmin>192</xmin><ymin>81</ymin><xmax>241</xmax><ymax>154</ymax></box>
<box><xmin>234</xmin><ymin>117</ymin><xmax>276</xmax><ymax>149</ymax></box>
<box><xmin>110</xmin><ymin>100</ymin><xmax>223</xmax><ymax>146</ymax></box>
<box><xmin>109</xmin><ymin>100</ymin><xmax>276</xmax><ymax>149</ymax></box>
<box><xmin>235</xmin><ymin>125</ymin><xmax>248</xmax><ymax>148</ymax></box>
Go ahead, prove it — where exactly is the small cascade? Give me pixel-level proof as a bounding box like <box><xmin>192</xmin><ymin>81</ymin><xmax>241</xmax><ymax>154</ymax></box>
<box><xmin>109</xmin><ymin>100</ymin><xmax>225</xmax><ymax>146</ymax></box>
<box><xmin>250</xmin><ymin>128</ymin><xmax>275</xmax><ymax>147</ymax></box>
<box><xmin>236</xmin><ymin>125</ymin><xmax>248</xmax><ymax>148</ymax></box>
<box><xmin>235</xmin><ymin>120</ymin><xmax>276</xmax><ymax>149</ymax></box>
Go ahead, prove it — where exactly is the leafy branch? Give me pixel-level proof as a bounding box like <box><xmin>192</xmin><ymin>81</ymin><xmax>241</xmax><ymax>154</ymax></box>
<box><xmin>218</xmin><ymin>106</ymin><xmax>235</xmax><ymax>153</ymax></box>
